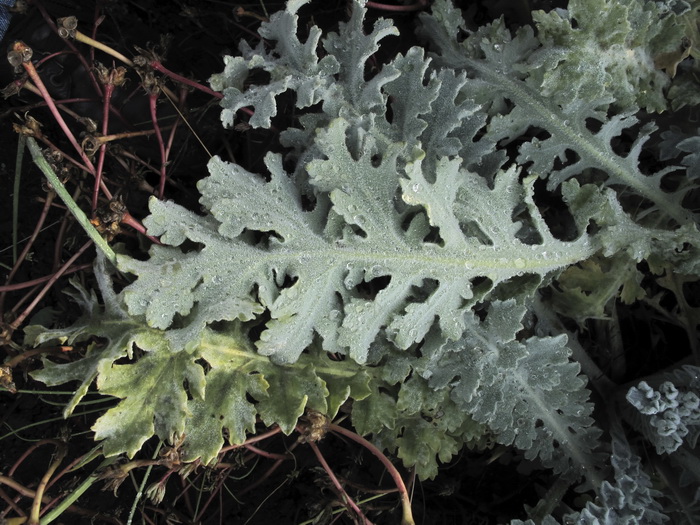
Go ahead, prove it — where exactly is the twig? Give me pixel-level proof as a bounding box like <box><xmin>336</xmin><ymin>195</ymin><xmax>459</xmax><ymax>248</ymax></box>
<box><xmin>0</xmin><ymin>191</ymin><xmax>55</xmax><ymax>317</ymax></box>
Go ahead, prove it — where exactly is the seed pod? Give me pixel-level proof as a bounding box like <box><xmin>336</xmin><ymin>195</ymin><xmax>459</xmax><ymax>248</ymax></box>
<box><xmin>57</xmin><ymin>16</ymin><xmax>78</xmax><ymax>39</ymax></box>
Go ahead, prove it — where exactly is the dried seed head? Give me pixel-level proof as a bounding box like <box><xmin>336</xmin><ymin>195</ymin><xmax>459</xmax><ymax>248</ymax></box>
<box><xmin>57</xmin><ymin>16</ymin><xmax>78</xmax><ymax>39</ymax></box>
<box><xmin>112</xmin><ymin>66</ymin><xmax>128</xmax><ymax>87</ymax></box>
<box><xmin>2</xmin><ymin>79</ymin><xmax>24</xmax><ymax>98</ymax></box>
<box><xmin>95</xmin><ymin>62</ymin><xmax>110</xmax><ymax>84</ymax></box>
<box><xmin>12</xmin><ymin>114</ymin><xmax>42</xmax><ymax>137</ymax></box>
<box><xmin>298</xmin><ymin>410</ymin><xmax>330</xmax><ymax>443</ymax></box>
<box><xmin>8</xmin><ymin>41</ymin><xmax>32</xmax><ymax>67</ymax></box>
<box><xmin>8</xmin><ymin>49</ymin><xmax>26</xmax><ymax>68</ymax></box>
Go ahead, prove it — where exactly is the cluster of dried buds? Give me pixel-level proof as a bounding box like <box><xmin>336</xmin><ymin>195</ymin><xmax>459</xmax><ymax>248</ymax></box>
<box><xmin>56</xmin><ymin>15</ymin><xmax>78</xmax><ymax>39</ymax></box>
<box><xmin>90</xmin><ymin>196</ymin><xmax>127</xmax><ymax>241</ymax></box>
<box><xmin>95</xmin><ymin>62</ymin><xmax>128</xmax><ymax>88</ymax></box>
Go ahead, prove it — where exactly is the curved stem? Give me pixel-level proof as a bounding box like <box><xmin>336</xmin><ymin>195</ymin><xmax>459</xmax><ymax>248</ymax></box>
<box><xmin>307</xmin><ymin>439</ymin><xmax>373</xmax><ymax>525</ymax></box>
<box><xmin>74</xmin><ymin>30</ymin><xmax>134</xmax><ymax>67</ymax></box>
<box><xmin>329</xmin><ymin>423</ymin><xmax>415</xmax><ymax>525</ymax></box>
<box><xmin>29</xmin><ymin>442</ymin><xmax>67</xmax><ymax>525</ymax></box>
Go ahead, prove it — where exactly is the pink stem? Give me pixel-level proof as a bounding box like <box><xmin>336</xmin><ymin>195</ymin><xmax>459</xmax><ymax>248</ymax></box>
<box><xmin>19</xmin><ymin>52</ymin><xmax>96</xmax><ymax>176</ymax></box>
<box><xmin>366</xmin><ymin>0</ymin><xmax>428</xmax><ymax>11</ymax></box>
<box><xmin>307</xmin><ymin>439</ymin><xmax>373</xmax><ymax>525</ymax></box>
<box><xmin>329</xmin><ymin>424</ymin><xmax>415</xmax><ymax>525</ymax></box>
<box><xmin>0</xmin><ymin>193</ymin><xmax>55</xmax><ymax>317</ymax></box>
<box><xmin>121</xmin><ymin>212</ymin><xmax>162</xmax><ymax>245</ymax></box>
<box><xmin>0</xmin><ymin>264</ymin><xmax>91</xmax><ymax>293</ymax></box>
<box><xmin>149</xmin><ymin>61</ymin><xmax>223</xmax><ymax>99</ymax></box>
<box><xmin>93</xmin><ymin>82</ymin><xmax>114</xmax><ymax>213</ymax></box>
<box><xmin>9</xmin><ymin>240</ymin><xmax>93</xmax><ymax>331</ymax></box>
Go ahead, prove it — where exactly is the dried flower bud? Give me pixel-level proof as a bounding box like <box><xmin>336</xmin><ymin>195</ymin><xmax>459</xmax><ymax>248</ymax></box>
<box><xmin>78</xmin><ymin>116</ymin><xmax>98</xmax><ymax>134</ymax></box>
<box><xmin>145</xmin><ymin>482</ymin><xmax>166</xmax><ymax>505</ymax></box>
<box><xmin>81</xmin><ymin>135</ymin><xmax>101</xmax><ymax>156</ymax></box>
<box><xmin>132</xmin><ymin>55</ymin><xmax>148</xmax><ymax>68</ymax></box>
<box><xmin>96</xmin><ymin>62</ymin><xmax>129</xmax><ymax>88</ymax></box>
<box><xmin>112</xmin><ymin>66</ymin><xmax>128</xmax><ymax>87</ymax></box>
<box><xmin>12</xmin><ymin>114</ymin><xmax>43</xmax><ymax>137</ymax></box>
<box><xmin>95</xmin><ymin>62</ymin><xmax>109</xmax><ymax>84</ymax></box>
<box><xmin>2</xmin><ymin>78</ymin><xmax>25</xmax><ymax>98</ymax></box>
<box><xmin>298</xmin><ymin>410</ymin><xmax>329</xmax><ymax>443</ymax></box>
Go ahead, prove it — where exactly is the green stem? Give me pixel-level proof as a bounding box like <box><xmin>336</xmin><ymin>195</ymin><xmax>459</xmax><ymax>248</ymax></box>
<box><xmin>25</xmin><ymin>137</ymin><xmax>117</xmax><ymax>266</ymax></box>
<box><xmin>39</xmin><ymin>457</ymin><xmax>117</xmax><ymax>524</ymax></box>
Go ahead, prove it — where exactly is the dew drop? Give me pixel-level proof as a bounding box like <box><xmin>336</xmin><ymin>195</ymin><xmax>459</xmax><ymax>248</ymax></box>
<box><xmin>369</xmin><ymin>264</ymin><xmax>384</xmax><ymax>275</ymax></box>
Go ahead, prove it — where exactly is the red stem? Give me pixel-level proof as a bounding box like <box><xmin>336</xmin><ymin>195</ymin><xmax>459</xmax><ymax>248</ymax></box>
<box><xmin>0</xmin><ymin>264</ymin><xmax>91</xmax><ymax>293</ymax></box>
<box><xmin>120</xmin><ymin>212</ymin><xmax>162</xmax><ymax>245</ymax></box>
<box><xmin>193</xmin><ymin>467</ymin><xmax>231</xmax><ymax>522</ymax></box>
<box><xmin>9</xmin><ymin>240</ymin><xmax>93</xmax><ymax>331</ymax></box>
<box><xmin>329</xmin><ymin>423</ymin><xmax>415</xmax><ymax>525</ymax></box>
<box><xmin>366</xmin><ymin>0</ymin><xmax>429</xmax><ymax>12</ymax></box>
<box><xmin>149</xmin><ymin>61</ymin><xmax>223</xmax><ymax>99</ymax></box>
<box><xmin>243</xmin><ymin>443</ymin><xmax>289</xmax><ymax>461</ymax></box>
<box><xmin>19</xmin><ymin>54</ymin><xmax>96</xmax><ymax>176</ymax></box>
<box><xmin>0</xmin><ymin>192</ymin><xmax>54</xmax><ymax>315</ymax></box>
<box><xmin>7</xmin><ymin>439</ymin><xmax>66</xmax><ymax>477</ymax></box>
<box><xmin>93</xmin><ymin>82</ymin><xmax>115</xmax><ymax>213</ymax></box>
<box><xmin>307</xmin><ymin>439</ymin><xmax>373</xmax><ymax>525</ymax></box>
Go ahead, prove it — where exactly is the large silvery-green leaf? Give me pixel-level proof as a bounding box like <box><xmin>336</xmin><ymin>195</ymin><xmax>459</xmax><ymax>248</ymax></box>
<box><xmin>117</xmin><ymin>116</ymin><xmax>596</xmax><ymax>364</ymax></box>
